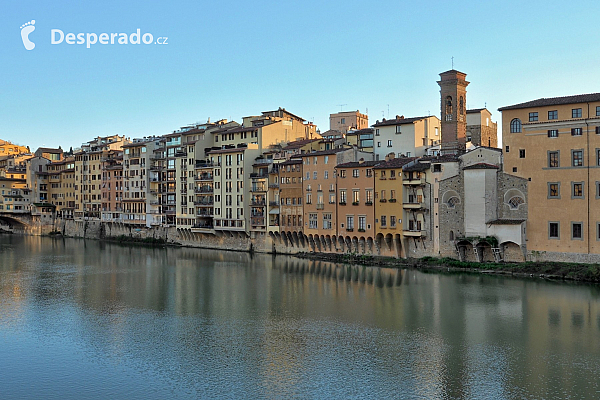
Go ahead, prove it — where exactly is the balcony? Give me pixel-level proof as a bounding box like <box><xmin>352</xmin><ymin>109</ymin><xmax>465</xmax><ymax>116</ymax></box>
<box><xmin>195</xmin><ymin>173</ymin><xmax>213</xmax><ymax>181</ymax></box>
<box><xmin>195</xmin><ymin>187</ymin><xmax>213</xmax><ymax>193</ymax></box>
<box><xmin>268</xmin><ymin>183</ymin><xmax>279</xmax><ymax>189</ymax></box>
<box><xmin>403</xmin><ymin>202</ymin><xmax>426</xmax><ymax>210</ymax></box>
<box><xmin>316</xmin><ymin>203</ymin><xmax>324</xmax><ymax>210</ymax></box>
<box><xmin>365</xmin><ymin>201</ymin><xmax>373</xmax><ymax>206</ymax></box>
<box><xmin>388</xmin><ymin>199</ymin><xmax>397</xmax><ymax>203</ymax></box>
<box><xmin>251</xmin><ymin>185</ymin><xmax>266</xmax><ymax>193</ymax></box>
<box><xmin>251</xmin><ymin>199</ymin><xmax>266</xmax><ymax>206</ymax></box>
<box><xmin>195</xmin><ymin>200</ymin><xmax>214</xmax><ymax>206</ymax></box>
<box><xmin>339</xmin><ymin>201</ymin><xmax>346</xmax><ymax>205</ymax></box>
<box><xmin>214</xmin><ymin>218</ymin><xmax>245</xmax><ymax>230</ymax></box>
<box><xmin>403</xmin><ymin>230</ymin><xmax>426</xmax><ymax>237</ymax></box>
<box><xmin>269</xmin><ymin>201</ymin><xmax>279</xmax><ymax>207</ymax></box>
<box><xmin>197</xmin><ymin>210</ymin><xmax>214</xmax><ymax>217</ymax></box>
<box><xmin>251</xmin><ymin>217</ymin><xmax>265</xmax><ymax>226</ymax></box>
<box><xmin>403</xmin><ymin>175</ymin><xmax>426</xmax><ymax>185</ymax></box>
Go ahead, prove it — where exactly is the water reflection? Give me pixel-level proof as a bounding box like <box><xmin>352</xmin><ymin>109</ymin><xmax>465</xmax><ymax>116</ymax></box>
<box><xmin>0</xmin><ymin>235</ymin><xmax>599</xmax><ymax>399</ymax></box>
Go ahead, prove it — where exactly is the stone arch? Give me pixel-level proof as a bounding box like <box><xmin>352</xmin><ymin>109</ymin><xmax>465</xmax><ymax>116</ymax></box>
<box><xmin>338</xmin><ymin>235</ymin><xmax>345</xmax><ymax>252</ymax></box>
<box><xmin>500</xmin><ymin>240</ymin><xmax>526</xmax><ymax>262</ymax></box>
<box><xmin>352</xmin><ymin>236</ymin><xmax>359</xmax><ymax>253</ymax></box>
<box><xmin>325</xmin><ymin>235</ymin><xmax>332</xmax><ymax>252</ymax></box>
<box><xmin>345</xmin><ymin>236</ymin><xmax>352</xmax><ymax>253</ymax></box>
<box><xmin>449</xmin><ymin>230</ymin><xmax>454</xmax><ymax>241</ymax></box>
<box><xmin>475</xmin><ymin>240</ymin><xmax>493</xmax><ymax>262</ymax></box>
<box><xmin>442</xmin><ymin>190</ymin><xmax>461</xmax><ymax>209</ymax></box>
<box><xmin>456</xmin><ymin>240</ymin><xmax>475</xmax><ymax>262</ymax></box>
<box><xmin>385</xmin><ymin>233</ymin><xmax>393</xmax><ymax>251</ymax></box>
<box><xmin>292</xmin><ymin>231</ymin><xmax>300</xmax><ymax>247</ymax></box>
<box><xmin>331</xmin><ymin>235</ymin><xmax>338</xmax><ymax>251</ymax></box>
<box><xmin>366</xmin><ymin>237</ymin><xmax>374</xmax><ymax>254</ymax></box>
<box><xmin>358</xmin><ymin>236</ymin><xmax>366</xmax><ymax>254</ymax></box>
<box><xmin>375</xmin><ymin>233</ymin><xmax>384</xmax><ymax>255</ymax></box>
<box><xmin>281</xmin><ymin>231</ymin><xmax>289</xmax><ymax>246</ymax></box>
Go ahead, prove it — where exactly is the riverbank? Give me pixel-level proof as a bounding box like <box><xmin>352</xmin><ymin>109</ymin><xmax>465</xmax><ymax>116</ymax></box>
<box><xmin>296</xmin><ymin>252</ymin><xmax>600</xmax><ymax>284</ymax></box>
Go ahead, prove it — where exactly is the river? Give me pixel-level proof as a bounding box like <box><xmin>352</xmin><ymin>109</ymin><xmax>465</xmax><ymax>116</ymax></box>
<box><xmin>0</xmin><ymin>235</ymin><xmax>599</xmax><ymax>399</ymax></box>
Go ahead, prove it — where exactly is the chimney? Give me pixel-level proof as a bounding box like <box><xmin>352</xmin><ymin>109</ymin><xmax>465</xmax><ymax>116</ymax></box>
<box><xmin>358</xmin><ymin>158</ymin><xmax>365</xmax><ymax>164</ymax></box>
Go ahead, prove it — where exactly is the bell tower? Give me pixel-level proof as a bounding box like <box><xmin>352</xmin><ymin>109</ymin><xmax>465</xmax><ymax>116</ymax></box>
<box><xmin>438</xmin><ymin>70</ymin><xmax>469</xmax><ymax>154</ymax></box>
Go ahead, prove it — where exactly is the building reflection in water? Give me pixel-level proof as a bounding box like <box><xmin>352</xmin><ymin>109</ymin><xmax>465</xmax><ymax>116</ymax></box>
<box><xmin>0</xmin><ymin>235</ymin><xmax>599</xmax><ymax>398</ymax></box>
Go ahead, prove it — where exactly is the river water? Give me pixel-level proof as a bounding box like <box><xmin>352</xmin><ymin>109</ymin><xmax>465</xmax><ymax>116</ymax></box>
<box><xmin>0</xmin><ymin>235</ymin><xmax>599</xmax><ymax>399</ymax></box>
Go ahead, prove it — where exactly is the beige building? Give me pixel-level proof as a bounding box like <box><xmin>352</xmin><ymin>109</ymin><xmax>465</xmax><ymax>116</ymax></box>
<box><xmin>0</xmin><ymin>140</ymin><xmax>29</xmax><ymax>157</ymax></box>
<box><xmin>329</xmin><ymin>110</ymin><xmax>368</xmax><ymax>134</ymax></box>
<box><xmin>466</xmin><ymin>108</ymin><xmax>498</xmax><ymax>148</ymax></box>
<box><xmin>499</xmin><ymin>93</ymin><xmax>600</xmax><ymax>260</ymax></box>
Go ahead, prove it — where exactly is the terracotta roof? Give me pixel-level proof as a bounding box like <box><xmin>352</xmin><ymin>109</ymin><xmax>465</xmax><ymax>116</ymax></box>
<box><xmin>298</xmin><ymin>148</ymin><xmax>349</xmax><ymax>157</ymax></box>
<box><xmin>420</xmin><ymin>154</ymin><xmax>460</xmax><ymax>163</ymax></box>
<box><xmin>261</xmin><ymin>107</ymin><xmax>305</xmax><ymax>122</ymax></box>
<box><xmin>463</xmin><ymin>163</ymin><xmax>500</xmax><ymax>170</ymax></box>
<box><xmin>207</xmin><ymin>146</ymin><xmax>249</xmax><ymax>154</ymax></box>
<box><xmin>282</xmin><ymin>139</ymin><xmax>320</xmax><ymax>150</ymax></box>
<box><xmin>335</xmin><ymin>160</ymin><xmax>381</xmax><ymax>168</ymax></box>
<box><xmin>487</xmin><ymin>219</ymin><xmax>526</xmax><ymax>225</ymax></box>
<box><xmin>466</xmin><ymin>108</ymin><xmax>487</xmax><ymax>114</ymax></box>
<box><xmin>280</xmin><ymin>159</ymin><xmax>302</xmax><ymax>165</ymax></box>
<box><xmin>36</xmin><ymin>147</ymin><xmax>62</xmax><ymax>153</ymax></box>
<box><xmin>403</xmin><ymin>162</ymin><xmax>430</xmax><ymax>172</ymax></box>
<box><xmin>498</xmin><ymin>93</ymin><xmax>600</xmax><ymax>111</ymax></box>
<box><xmin>373</xmin><ymin>157</ymin><xmax>416</xmax><ymax>169</ymax></box>
<box><xmin>372</xmin><ymin>116</ymin><xmax>428</xmax><ymax>127</ymax></box>
<box><xmin>346</xmin><ymin>128</ymin><xmax>374</xmax><ymax>136</ymax></box>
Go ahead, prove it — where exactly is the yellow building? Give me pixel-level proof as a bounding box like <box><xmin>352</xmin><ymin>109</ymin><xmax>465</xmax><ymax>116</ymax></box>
<box><xmin>0</xmin><ymin>140</ymin><xmax>29</xmax><ymax>157</ymax></box>
<box><xmin>499</xmin><ymin>93</ymin><xmax>600</xmax><ymax>260</ymax></box>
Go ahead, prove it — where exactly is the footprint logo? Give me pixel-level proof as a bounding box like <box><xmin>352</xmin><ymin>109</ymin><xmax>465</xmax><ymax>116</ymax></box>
<box><xmin>20</xmin><ymin>20</ymin><xmax>35</xmax><ymax>50</ymax></box>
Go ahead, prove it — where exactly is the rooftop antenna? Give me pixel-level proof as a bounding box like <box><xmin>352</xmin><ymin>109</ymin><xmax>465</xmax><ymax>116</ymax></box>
<box><xmin>365</xmin><ymin>107</ymin><xmax>368</xmax><ymax>115</ymax></box>
<box><xmin>387</xmin><ymin>104</ymin><xmax>390</xmax><ymax>119</ymax></box>
<box><xmin>451</xmin><ymin>56</ymin><xmax>454</xmax><ymax>69</ymax></box>
<box><xmin>485</xmin><ymin>102</ymin><xmax>487</xmax><ymax>108</ymax></box>
<box><xmin>337</xmin><ymin>104</ymin><xmax>347</xmax><ymax>112</ymax></box>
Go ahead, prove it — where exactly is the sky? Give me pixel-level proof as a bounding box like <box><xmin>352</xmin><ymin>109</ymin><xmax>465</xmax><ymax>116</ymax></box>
<box><xmin>2</xmin><ymin>0</ymin><xmax>600</xmax><ymax>152</ymax></box>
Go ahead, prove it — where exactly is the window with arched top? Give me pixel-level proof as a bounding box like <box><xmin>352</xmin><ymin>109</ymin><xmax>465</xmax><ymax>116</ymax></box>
<box><xmin>449</xmin><ymin>230</ymin><xmax>454</xmax><ymax>241</ymax></box>
<box><xmin>508</xmin><ymin>196</ymin><xmax>524</xmax><ymax>209</ymax></box>
<box><xmin>447</xmin><ymin>196</ymin><xmax>460</xmax><ymax>208</ymax></box>
<box><xmin>510</xmin><ymin>118</ymin><xmax>522</xmax><ymax>133</ymax></box>
<box><xmin>446</xmin><ymin>96</ymin><xmax>453</xmax><ymax>115</ymax></box>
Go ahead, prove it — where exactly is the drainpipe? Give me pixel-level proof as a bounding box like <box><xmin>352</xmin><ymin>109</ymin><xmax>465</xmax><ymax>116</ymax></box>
<box><xmin>586</xmin><ymin>102</ymin><xmax>590</xmax><ymax>255</ymax></box>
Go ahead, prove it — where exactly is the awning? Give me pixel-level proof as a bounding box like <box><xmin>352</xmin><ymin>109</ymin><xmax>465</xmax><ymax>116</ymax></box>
<box><xmin>269</xmin><ymin>208</ymin><xmax>280</xmax><ymax>214</ymax></box>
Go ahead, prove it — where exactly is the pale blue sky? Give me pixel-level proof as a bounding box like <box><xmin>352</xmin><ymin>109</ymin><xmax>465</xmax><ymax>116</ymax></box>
<box><xmin>2</xmin><ymin>0</ymin><xmax>600</xmax><ymax>151</ymax></box>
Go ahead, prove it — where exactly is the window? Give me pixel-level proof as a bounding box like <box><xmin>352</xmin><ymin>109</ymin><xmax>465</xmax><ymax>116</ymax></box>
<box><xmin>339</xmin><ymin>170</ymin><xmax>346</xmax><ymax>178</ymax></box>
<box><xmin>380</xmin><ymin>215</ymin><xmax>387</xmax><ymax>227</ymax></box>
<box><xmin>390</xmin><ymin>216</ymin><xmax>396</xmax><ymax>228</ymax></box>
<box><xmin>377</xmin><ymin>142</ymin><xmax>381</xmax><ymax>147</ymax></box>
<box><xmin>346</xmin><ymin>216</ymin><xmax>354</xmax><ymax>230</ymax></box>
<box><xmin>597</xmin><ymin>126</ymin><xmax>600</xmax><ymax>135</ymax></box>
<box><xmin>329</xmin><ymin>193</ymin><xmax>335</xmax><ymax>204</ymax></box>
<box><xmin>549</xmin><ymin>222</ymin><xmax>560</xmax><ymax>239</ymax></box>
<box><xmin>529</xmin><ymin>112</ymin><xmax>538</xmax><ymax>122</ymax></box>
<box><xmin>510</xmin><ymin>118</ymin><xmax>522</xmax><ymax>133</ymax></box>
<box><xmin>548</xmin><ymin>129</ymin><xmax>558</xmax><ymax>138</ymax></box>
<box><xmin>597</xmin><ymin>106</ymin><xmax>600</xmax><ymax>117</ymax></box>
<box><xmin>366</xmin><ymin>189</ymin><xmax>373</xmax><ymax>204</ymax></box>
<box><xmin>519</xmin><ymin>149</ymin><xmax>525</xmax><ymax>158</ymax></box>
<box><xmin>324</xmin><ymin>171</ymin><xmax>328</xmax><ymax>179</ymax></box>
<box><xmin>352</xmin><ymin>169</ymin><xmax>359</xmax><ymax>178</ymax></box>
<box><xmin>572</xmin><ymin>150</ymin><xmax>583</xmax><ymax>167</ymax></box>
<box><xmin>548</xmin><ymin>110</ymin><xmax>558</xmax><ymax>120</ymax></box>
<box><xmin>548</xmin><ymin>182</ymin><xmax>560</xmax><ymax>198</ymax></box>
<box><xmin>306</xmin><ymin>172</ymin><xmax>310</xmax><ymax>180</ymax></box>
<box><xmin>508</xmin><ymin>196</ymin><xmax>524</xmax><ymax>209</ymax></box>
<box><xmin>571</xmin><ymin>128</ymin><xmax>582</xmax><ymax>136</ymax></box>
<box><xmin>512</xmin><ymin>167</ymin><xmax>517</xmax><ymax>173</ymax></box>
<box><xmin>324</xmin><ymin>156</ymin><xmax>329</xmax><ymax>164</ymax></box>
<box><xmin>366</xmin><ymin>169</ymin><xmax>372</xmax><ymax>177</ymax></box>
<box><xmin>375</xmin><ymin>129</ymin><xmax>380</xmax><ymax>136</ymax></box>
<box><xmin>313</xmin><ymin>171</ymin><xmax>317</xmax><ymax>180</ymax></box>
<box><xmin>548</xmin><ymin>151</ymin><xmax>559</xmax><ymax>168</ymax></box>
<box><xmin>396</xmin><ymin>125</ymin><xmax>402</xmax><ymax>134</ymax></box>
<box><xmin>306</xmin><ymin>193</ymin><xmax>312</xmax><ymax>204</ymax></box>
<box><xmin>309</xmin><ymin>213</ymin><xmax>317</xmax><ymax>229</ymax></box>
<box><xmin>358</xmin><ymin>216</ymin><xmax>366</xmax><ymax>231</ymax></box>
<box><xmin>572</xmin><ymin>222</ymin><xmax>583</xmax><ymax>240</ymax></box>
<box><xmin>505</xmin><ymin>146</ymin><xmax>510</xmax><ymax>153</ymax></box>
<box><xmin>572</xmin><ymin>108</ymin><xmax>582</xmax><ymax>118</ymax></box>
<box><xmin>572</xmin><ymin>182</ymin><xmax>584</xmax><ymax>198</ymax></box>
<box><xmin>387</xmin><ymin>140</ymin><xmax>392</xmax><ymax>147</ymax></box>
<box><xmin>323</xmin><ymin>213</ymin><xmax>332</xmax><ymax>230</ymax></box>
<box><xmin>339</xmin><ymin>190</ymin><xmax>347</xmax><ymax>204</ymax></box>
<box><xmin>352</xmin><ymin>190</ymin><xmax>359</xmax><ymax>204</ymax></box>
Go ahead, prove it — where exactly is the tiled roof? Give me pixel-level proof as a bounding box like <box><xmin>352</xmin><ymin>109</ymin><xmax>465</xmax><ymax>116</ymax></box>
<box><xmin>498</xmin><ymin>93</ymin><xmax>600</xmax><ymax>111</ymax></box>
<box><xmin>335</xmin><ymin>160</ymin><xmax>381</xmax><ymax>168</ymax></box>
<box><xmin>466</xmin><ymin>108</ymin><xmax>487</xmax><ymax>114</ymax></box>
<box><xmin>403</xmin><ymin>162</ymin><xmax>430</xmax><ymax>172</ymax></box>
<box><xmin>420</xmin><ymin>154</ymin><xmax>460</xmax><ymax>163</ymax></box>
<box><xmin>280</xmin><ymin>159</ymin><xmax>302</xmax><ymax>165</ymax></box>
<box><xmin>282</xmin><ymin>139</ymin><xmax>320</xmax><ymax>150</ymax></box>
<box><xmin>373</xmin><ymin>157</ymin><xmax>416</xmax><ymax>169</ymax></box>
<box><xmin>346</xmin><ymin>128</ymin><xmax>374</xmax><ymax>136</ymax></box>
<box><xmin>298</xmin><ymin>148</ymin><xmax>349</xmax><ymax>157</ymax></box>
<box><xmin>372</xmin><ymin>116</ymin><xmax>428</xmax><ymax>127</ymax></box>
<box><xmin>487</xmin><ymin>219</ymin><xmax>526</xmax><ymax>225</ymax></box>
<box><xmin>463</xmin><ymin>163</ymin><xmax>499</xmax><ymax>170</ymax></box>
<box><xmin>36</xmin><ymin>147</ymin><xmax>62</xmax><ymax>153</ymax></box>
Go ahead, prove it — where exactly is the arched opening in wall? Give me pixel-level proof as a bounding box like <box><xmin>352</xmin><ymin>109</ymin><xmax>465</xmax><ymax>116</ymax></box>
<box><xmin>359</xmin><ymin>236</ymin><xmax>366</xmax><ymax>254</ymax></box>
<box><xmin>331</xmin><ymin>235</ymin><xmax>338</xmax><ymax>251</ymax></box>
<box><xmin>302</xmin><ymin>234</ymin><xmax>309</xmax><ymax>249</ymax></box>
<box><xmin>286</xmin><ymin>232</ymin><xmax>294</xmax><ymax>248</ymax></box>
<box><xmin>320</xmin><ymin>235</ymin><xmax>326</xmax><ymax>252</ymax></box>
<box><xmin>366</xmin><ymin>237</ymin><xmax>374</xmax><ymax>254</ymax></box>
<box><xmin>299</xmin><ymin>232</ymin><xmax>306</xmax><ymax>247</ymax></box>
<box><xmin>449</xmin><ymin>230</ymin><xmax>454</xmax><ymax>241</ymax></box>
<box><xmin>352</xmin><ymin>236</ymin><xmax>359</xmax><ymax>253</ymax></box>
<box><xmin>476</xmin><ymin>240</ymin><xmax>493</xmax><ymax>262</ymax></box>
<box><xmin>338</xmin><ymin>235</ymin><xmax>345</xmax><ymax>252</ymax></box>
<box><xmin>394</xmin><ymin>234</ymin><xmax>402</xmax><ymax>258</ymax></box>
<box><xmin>501</xmin><ymin>241</ymin><xmax>525</xmax><ymax>262</ymax></box>
<box><xmin>441</xmin><ymin>189</ymin><xmax>461</xmax><ymax>209</ymax></box>
<box><xmin>510</xmin><ymin>118</ymin><xmax>522</xmax><ymax>133</ymax></box>
<box><xmin>292</xmin><ymin>231</ymin><xmax>300</xmax><ymax>247</ymax></box>
<box><xmin>325</xmin><ymin>235</ymin><xmax>332</xmax><ymax>252</ymax></box>
<box><xmin>504</xmin><ymin>189</ymin><xmax>526</xmax><ymax>210</ymax></box>
<box><xmin>456</xmin><ymin>240</ymin><xmax>474</xmax><ymax>262</ymax></box>
<box><xmin>281</xmin><ymin>232</ymin><xmax>289</xmax><ymax>246</ymax></box>
<box><xmin>345</xmin><ymin>236</ymin><xmax>352</xmax><ymax>253</ymax></box>
<box><xmin>385</xmin><ymin>233</ymin><xmax>393</xmax><ymax>251</ymax></box>
<box><xmin>375</xmin><ymin>233</ymin><xmax>384</xmax><ymax>254</ymax></box>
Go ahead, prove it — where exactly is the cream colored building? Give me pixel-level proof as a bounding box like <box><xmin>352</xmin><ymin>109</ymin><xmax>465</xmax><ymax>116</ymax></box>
<box><xmin>372</xmin><ymin>116</ymin><xmax>441</xmax><ymax>161</ymax></box>
<box><xmin>329</xmin><ymin>110</ymin><xmax>368</xmax><ymax>134</ymax></box>
<box><xmin>499</xmin><ymin>93</ymin><xmax>600</xmax><ymax>260</ymax></box>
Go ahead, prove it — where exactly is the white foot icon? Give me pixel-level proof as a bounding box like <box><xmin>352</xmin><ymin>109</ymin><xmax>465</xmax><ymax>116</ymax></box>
<box><xmin>20</xmin><ymin>20</ymin><xmax>35</xmax><ymax>50</ymax></box>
